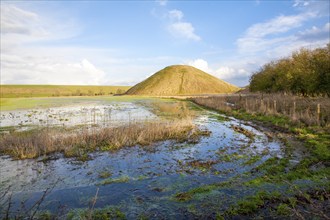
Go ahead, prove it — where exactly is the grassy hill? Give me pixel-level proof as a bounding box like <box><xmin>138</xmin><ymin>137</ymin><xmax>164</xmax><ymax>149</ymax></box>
<box><xmin>126</xmin><ymin>65</ymin><xmax>239</xmax><ymax>96</ymax></box>
<box><xmin>0</xmin><ymin>85</ymin><xmax>131</xmax><ymax>98</ymax></box>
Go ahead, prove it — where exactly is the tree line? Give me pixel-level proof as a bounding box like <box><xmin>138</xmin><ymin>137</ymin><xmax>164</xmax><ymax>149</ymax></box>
<box><xmin>249</xmin><ymin>44</ymin><xmax>330</xmax><ymax>96</ymax></box>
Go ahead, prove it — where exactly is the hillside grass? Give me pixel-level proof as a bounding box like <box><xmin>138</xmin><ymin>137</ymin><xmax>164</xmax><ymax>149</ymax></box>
<box><xmin>0</xmin><ymin>85</ymin><xmax>131</xmax><ymax>98</ymax></box>
<box><xmin>126</xmin><ymin>65</ymin><xmax>239</xmax><ymax>96</ymax></box>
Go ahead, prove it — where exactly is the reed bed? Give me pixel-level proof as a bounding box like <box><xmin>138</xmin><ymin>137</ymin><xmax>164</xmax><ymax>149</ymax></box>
<box><xmin>0</xmin><ymin>119</ymin><xmax>196</xmax><ymax>159</ymax></box>
<box><xmin>191</xmin><ymin>94</ymin><xmax>330</xmax><ymax>127</ymax></box>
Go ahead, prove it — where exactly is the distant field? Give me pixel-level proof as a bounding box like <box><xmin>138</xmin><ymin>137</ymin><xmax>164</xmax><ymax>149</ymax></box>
<box><xmin>0</xmin><ymin>85</ymin><xmax>131</xmax><ymax>98</ymax></box>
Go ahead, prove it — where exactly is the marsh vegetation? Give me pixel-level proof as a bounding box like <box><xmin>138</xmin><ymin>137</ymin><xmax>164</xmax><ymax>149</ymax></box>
<box><xmin>0</xmin><ymin>95</ymin><xmax>328</xmax><ymax>219</ymax></box>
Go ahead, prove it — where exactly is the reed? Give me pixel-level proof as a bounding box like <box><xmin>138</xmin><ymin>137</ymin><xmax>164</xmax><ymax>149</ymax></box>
<box><xmin>0</xmin><ymin>119</ymin><xmax>197</xmax><ymax>159</ymax></box>
<box><xmin>191</xmin><ymin>94</ymin><xmax>330</xmax><ymax>127</ymax></box>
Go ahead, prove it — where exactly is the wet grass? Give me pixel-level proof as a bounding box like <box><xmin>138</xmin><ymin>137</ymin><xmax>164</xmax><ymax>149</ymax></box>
<box><xmin>98</xmin><ymin>170</ymin><xmax>112</xmax><ymax>179</ymax></box>
<box><xmin>187</xmin><ymin>160</ymin><xmax>217</xmax><ymax>169</ymax></box>
<box><xmin>0</xmin><ymin>119</ymin><xmax>199</xmax><ymax>160</ymax></box>
<box><xmin>231</xmin><ymin>125</ymin><xmax>255</xmax><ymax>140</ymax></box>
<box><xmin>0</xmin><ymin>96</ymin><xmax>159</xmax><ymax>111</ymax></box>
<box><xmin>182</xmin><ymin>97</ymin><xmax>330</xmax><ymax>218</ymax></box>
<box><xmin>174</xmin><ymin>180</ymin><xmax>234</xmax><ymax>202</ymax></box>
<box><xmin>242</xmin><ymin>155</ymin><xmax>261</xmax><ymax>166</ymax></box>
<box><xmin>98</xmin><ymin>175</ymin><xmax>130</xmax><ymax>185</ymax></box>
<box><xmin>67</xmin><ymin>206</ymin><xmax>126</xmax><ymax>220</ymax></box>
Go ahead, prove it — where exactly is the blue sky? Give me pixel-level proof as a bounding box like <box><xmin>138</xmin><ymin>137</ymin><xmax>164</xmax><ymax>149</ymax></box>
<box><xmin>1</xmin><ymin>0</ymin><xmax>329</xmax><ymax>86</ymax></box>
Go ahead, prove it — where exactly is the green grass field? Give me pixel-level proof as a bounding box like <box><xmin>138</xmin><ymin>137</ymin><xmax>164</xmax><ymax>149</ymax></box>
<box><xmin>0</xmin><ymin>85</ymin><xmax>131</xmax><ymax>98</ymax></box>
<box><xmin>0</xmin><ymin>96</ymin><xmax>162</xmax><ymax>111</ymax></box>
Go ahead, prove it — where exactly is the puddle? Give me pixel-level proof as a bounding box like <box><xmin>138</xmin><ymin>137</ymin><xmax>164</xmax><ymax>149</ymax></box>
<box><xmin>0</xmin><ymin>98</ymin><xmax>285</xmax><ymax>218</ymax></box>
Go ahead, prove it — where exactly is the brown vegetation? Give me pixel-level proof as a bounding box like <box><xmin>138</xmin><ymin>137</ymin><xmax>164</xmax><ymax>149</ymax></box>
<box><xmin>0</xmin><ymin>119</ymin><xmax>197</xmax><ymax>159</ymax></box>
<box><xmin>191</xmin><ymin>94</ymin><xmax>330</xmax><ymax>127</ymax></box>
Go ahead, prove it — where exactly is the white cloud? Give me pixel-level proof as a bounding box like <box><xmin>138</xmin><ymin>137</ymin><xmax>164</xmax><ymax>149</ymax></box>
<box><xmin>168</xmin><ymin>9</ymin><xmax>184</xmax><ymax>21</ymax></box>
<box><xmin>244</xmin><ymin>13</ymin><xmax>314</xmax><ymax>39</ymax></box>
<box><xmin>157</xmin><ymin>0</ymin><xmax>167</xmax><ymax>6</ymax></box>
<box><xmin>296</xmin><ymin>22</ymin><xmax>330</xmax><ymax>41</ymax></box>
<box><xmin>1</xmin><ymin>53</ymin><xmax>106</xmax><ymax>85</ymax></box>
<box><xmin>215</xmin><ymin>67</ymin><xmax>235</xmax><ymax>79</ymax></box>
<box><xmin>293</xmin><ymin>0</ymin><xmax>310</xmax><ymax>7</ymax></box>
<box><xmin>0</xmin><ymin>4</ymin><xmax>108</xmax><ymax>85</ymax></box>
<box><xmin>185</xmin><ymin>59</ymin><xmax>250</xmax><ymax>86</ymax></box>
<box><xmin>168</xmin><ymin>22</ymin><xmax>201</xmax><ymax>41</ymax></box>
<box><xmin>1</xmin><ymin>4</ymin><xmax>39</xmax><ymax>35</ymax></box>
<box><xmin>187</xmin><ymin>59</ymin><xmax>212</xmax><ymax>73</ymax></box>
<box><xmin>165</xmin><ymin>9</ymin><xmax>201</xmax><ymax>41</ymax></box>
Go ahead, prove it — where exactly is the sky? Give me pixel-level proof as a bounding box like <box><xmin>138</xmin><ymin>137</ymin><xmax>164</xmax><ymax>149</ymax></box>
<box><xmin>1</xmin><ymin>0</ymin><xmax>329</xmax><ymax>87</ymax></box>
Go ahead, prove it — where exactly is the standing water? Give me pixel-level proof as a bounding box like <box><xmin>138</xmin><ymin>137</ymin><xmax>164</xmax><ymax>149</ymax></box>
<box><xmin>0</xmin><ymin>97</ymin><xmax>284</xmax><ymax>219</ymax></box>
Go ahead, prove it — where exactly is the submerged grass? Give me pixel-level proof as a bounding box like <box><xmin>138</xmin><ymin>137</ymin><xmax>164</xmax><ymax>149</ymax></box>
<box><xmin>186</xmin><ymin>96</ymin><xmax>330</xmax><ymax>218</ymax></box>
<box><xmin>0</xmin><ymin>119</ymin><xmax>198</xmax><ymax>159</ymax></box>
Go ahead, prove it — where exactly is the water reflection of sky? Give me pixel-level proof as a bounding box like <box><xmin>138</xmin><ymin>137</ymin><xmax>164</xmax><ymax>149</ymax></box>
<box><xmin>0</xmin><ymin>99</ymin><xmax>286</xmax><ymax>218</ymax></box>
<box><xmin>0</xmin><ymin>102</ymin><xmax>156</xmax><ymax>129</ymax></box>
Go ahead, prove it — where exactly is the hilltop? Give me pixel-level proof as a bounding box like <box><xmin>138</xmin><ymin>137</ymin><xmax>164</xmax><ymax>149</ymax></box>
<box><xmin>126</xmin><ymin>65</ymin><xmax>239</xmax><ymax>96</ymax></box>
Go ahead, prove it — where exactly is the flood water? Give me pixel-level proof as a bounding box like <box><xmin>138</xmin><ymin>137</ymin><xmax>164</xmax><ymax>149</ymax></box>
<box><xmin>0</xmin><ymin>97</ymin><xmax>285</xmax><ymax>218</ymax></box>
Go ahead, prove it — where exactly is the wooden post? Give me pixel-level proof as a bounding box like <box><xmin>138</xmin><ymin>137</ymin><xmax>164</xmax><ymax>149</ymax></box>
<box><xmin>274</xmin><ymin>100</ymin><xmax>277</xmax><ymax>113</ymax></box>
<box><xmin>293</xmin><ymin>101</ymin><xmax>296</xmax><ymax>120</ymax></box>
<box><xmin>317</xmin><ymin>103</ymin><xmax>320</xmax><ymax>125</ymax></box>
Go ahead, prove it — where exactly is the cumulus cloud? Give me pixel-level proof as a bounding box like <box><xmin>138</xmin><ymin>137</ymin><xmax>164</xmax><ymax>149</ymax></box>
<box><xmin>168</xmin><ymin>22</ymin><xmax>201</xmax><ymax>41</ymax></box>
<box><xmin>187</xmin><ymin>59</ymin><xmax>212</xmax><ymax>73</ymax></box>
<box><xmin>168</xmin><ymin>9</ymin><xmax>184</xmax><ymax>21</ymax></box>
<box><xmin>0</xmin><ymin>4</ymin><xmax>107</xmax><ymax>85</ymax></box>
<box><xmin>185</xmin><ymin>59</ymin><xmax>249</xmax><ymax>86</ymax></box>
<box><xmin>166</xmin><ymin>9</ymin><xmax>201</xmax><ymax>41</ymax></box>
<box><xmin>1</xmin><ymin>53</ymin><xmax>105</xmax><ymax>85</ymax></box>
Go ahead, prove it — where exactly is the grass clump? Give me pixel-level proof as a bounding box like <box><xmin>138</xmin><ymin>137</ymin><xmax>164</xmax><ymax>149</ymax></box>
<box><xmin>98</xmin><ymin>170</ymin><xmax>112</xmax><ymax>179</ymax></box>
<box><xmin>67</xmin><ymin>207</ymin><xmax>126</xmax><ymax>220</ymax></box>
<box><xmin>276</xmin><ymin>203</ymin><xmax>291</xmax><ymax>216</ymax></box>
<box><xmin>174</xmin><ymin>181</ymin><xmax>234</xmax><ymax>202</ymax></box>
<box><xmin>242</xmin><ymin>155</ymin><xmax>261</xmax><ymax>166</ymax></box>
<box><xmin>187</xmin><ymin>160</ymin><xmax>217</xmax><ymax>169</ymax></box>
<box><xmin>231</xmin><ymin>125</ymin><xmax>255</xmax><ymax>140</ymax></box>
<box><xmin>98</xmin><ymin>175</ymin><xmax>130</xmax><ymax>185</ymax></box>
<box><xmin>0</xmin><ymin>119</ymin><xmax>199</xmax><ymax>159</ymax></box>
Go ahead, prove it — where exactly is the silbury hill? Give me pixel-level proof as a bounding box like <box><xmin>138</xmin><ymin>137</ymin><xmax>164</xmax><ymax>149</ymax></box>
<box><xmin>126</xmin><ymin>65</ymin><xmax>239</xmax><ymax>96</ymax></box>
